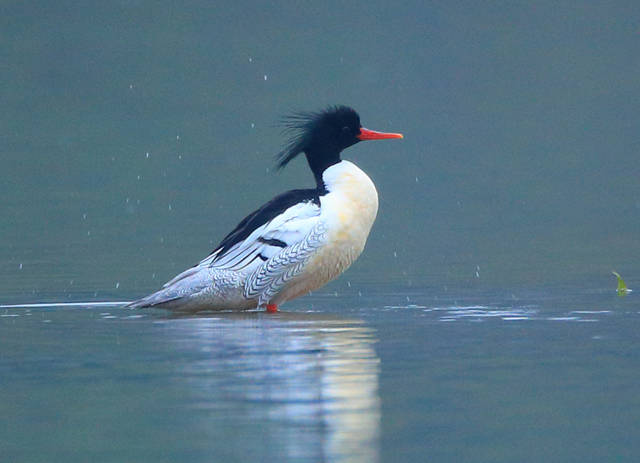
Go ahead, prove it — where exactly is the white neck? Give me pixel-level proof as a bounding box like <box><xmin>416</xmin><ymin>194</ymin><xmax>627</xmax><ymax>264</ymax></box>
<box><xmin>320</xmin><ymin>160</ymin><xmax>379</xmax><ymax>235</ymax></box>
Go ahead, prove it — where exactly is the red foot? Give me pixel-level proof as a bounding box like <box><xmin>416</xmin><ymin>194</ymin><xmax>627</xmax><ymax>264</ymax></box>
<box><xmin>266</xmin><ymin>304</ymin><xmax>278</xmax><ymax>313</ymax></box>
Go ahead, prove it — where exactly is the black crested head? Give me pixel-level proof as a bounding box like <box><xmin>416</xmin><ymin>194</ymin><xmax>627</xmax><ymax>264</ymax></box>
<box><xmin>277</xmin><ymin>105</ymin><xmax>362</xmax><ymax>187</ymax></box>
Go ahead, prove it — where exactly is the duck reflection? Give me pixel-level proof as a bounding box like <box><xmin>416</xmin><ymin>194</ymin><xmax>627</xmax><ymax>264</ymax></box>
<box><xmin>161</xmin><ymin>311</ymin><xmax>380</xmax><ymax>462</ymax></box>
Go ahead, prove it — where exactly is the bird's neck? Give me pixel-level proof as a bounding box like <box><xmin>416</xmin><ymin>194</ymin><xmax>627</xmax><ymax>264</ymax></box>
<box><xmin>320</xmin><ymin>160</ymin><xmax>379</xmax><ymax>234</ymax></box>
<box><xmin>305</xmin><ymin>147</ymin><xmax>341</xmax><ymax>191</ymax></box>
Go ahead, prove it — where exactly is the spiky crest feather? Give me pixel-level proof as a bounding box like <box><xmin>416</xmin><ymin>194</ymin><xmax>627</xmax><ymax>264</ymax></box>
<box><xmin>276</xmin><ymin>105</ymin><xmax>360</xmax><ymax>170</ymax></box>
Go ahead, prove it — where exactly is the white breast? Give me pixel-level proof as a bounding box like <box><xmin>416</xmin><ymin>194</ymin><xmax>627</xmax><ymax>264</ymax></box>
<box><xmin>272</xmin><ymin>161</ymin><xmax>379</xmax><ymax>304</ymax></box>
<box><xmin>321</xmin><ymin>160</ymin><xmax>379</xmax><ymax>251</ymax></box>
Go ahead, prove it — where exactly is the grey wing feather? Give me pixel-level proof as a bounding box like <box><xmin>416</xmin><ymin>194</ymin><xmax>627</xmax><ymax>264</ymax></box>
<box><xmin>127</xmin><ymin>268</ymin><xmax>211</xmax><ymax>308</ymax></box>
<box><xmin>161</xmin><ymin>265</ymin><xmax>207</xmax><ymax>288</ymax></box>
<box><xmin>134</xmin><ymin>201</ymin><xmax>322</xmax><ymax>310</ymax></box>
<box><xmin>244</xmin><ymin>221</ymin><xmax>328</xmax><ymax>306</ymax></box>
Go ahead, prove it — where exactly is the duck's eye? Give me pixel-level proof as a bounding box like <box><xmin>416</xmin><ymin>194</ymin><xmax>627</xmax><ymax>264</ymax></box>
<box><xmin>341</xmin><ymin>126</ymin><xmax>351</xmax><ymax>134</ymax></box>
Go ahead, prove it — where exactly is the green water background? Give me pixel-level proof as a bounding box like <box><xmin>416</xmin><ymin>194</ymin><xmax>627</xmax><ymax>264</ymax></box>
<box><xmin>2</xmin><ymin>1</ymin><xmax>639</xmax><ymax>303</ymax></box>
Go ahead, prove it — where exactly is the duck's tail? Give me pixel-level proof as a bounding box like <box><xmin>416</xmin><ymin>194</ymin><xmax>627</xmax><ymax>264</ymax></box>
<box><xmin>125</xmin><ymin>290</ymin><xmax>182</xmax><ymax>309</ymax></box>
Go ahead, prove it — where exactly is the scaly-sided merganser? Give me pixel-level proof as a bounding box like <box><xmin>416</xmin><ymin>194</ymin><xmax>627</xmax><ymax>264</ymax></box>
<box><xmin>128</xmin><ymin>106</ymin><xmax>403</xmax><ymax>312</ymax></box>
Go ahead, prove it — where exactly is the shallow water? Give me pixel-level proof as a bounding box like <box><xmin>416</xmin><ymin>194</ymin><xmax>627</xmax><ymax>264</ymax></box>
<box><xmin>2</xmin><ymin>283</ymin><xmax>638</xmax><ymax>462</ymax></box>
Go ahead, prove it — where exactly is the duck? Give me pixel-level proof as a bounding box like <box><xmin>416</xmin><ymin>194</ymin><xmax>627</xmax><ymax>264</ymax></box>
<box><xmin>127</xmin><ymin>105</ymin><xmax>403</xmax><ymax>312</ymax></box>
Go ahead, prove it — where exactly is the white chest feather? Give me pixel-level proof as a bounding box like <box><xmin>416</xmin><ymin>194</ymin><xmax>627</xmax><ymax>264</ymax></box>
<box><xmin>322</xmin><ymin>161</ymin><xmax>378</xmax><ymax>246</ymax></box>
<box><xmin>248</xmin><ymin>161</ymin><xmax>379</xmax><ymax>306</ymax></box>
<box><xmin>304</xmin><ymin>161</ymin><xmax>379</xmax><ymax>281</ymax></box>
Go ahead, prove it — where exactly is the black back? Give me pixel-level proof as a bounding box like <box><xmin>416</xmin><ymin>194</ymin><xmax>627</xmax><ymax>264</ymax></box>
<box><xmin>209</xmin><ymin>188</ymin><xmax>320</xmax><ymax>259</ymax></box>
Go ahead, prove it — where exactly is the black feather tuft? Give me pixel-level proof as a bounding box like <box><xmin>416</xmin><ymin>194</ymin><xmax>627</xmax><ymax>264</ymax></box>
<box><xmin>275</xmin><ymin>105</ymin><xmax>359</xmax><ymax>170</ymax></box>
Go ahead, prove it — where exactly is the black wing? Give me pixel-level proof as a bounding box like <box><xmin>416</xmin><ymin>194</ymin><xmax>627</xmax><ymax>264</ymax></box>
<box><xmin>209</xmin><ymin>188</ymin><xmax>321</xmax><ymax>260</ymax></box>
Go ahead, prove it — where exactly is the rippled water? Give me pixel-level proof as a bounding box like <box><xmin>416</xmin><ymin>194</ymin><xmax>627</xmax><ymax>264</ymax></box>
<box><xmin>2</xmin><ymin>283</ymin><xmax>639</xmax><ymax>462</ymax></box>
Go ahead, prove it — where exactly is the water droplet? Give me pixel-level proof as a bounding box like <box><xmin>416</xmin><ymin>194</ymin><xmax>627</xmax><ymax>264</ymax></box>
<box><xmin>145</xmin><ymin>152</ymin><xmax>150</xmax><ymax>158</ymax></box>
<box><xmin>87</xmin><ymin>231</ymin><xmax>91</xmax><ymax>236</ymax></box>
<box><xmin>137</xmin><ymin>175</ymin><xmax>141</xmax><ymax>180</ymax></box>
<box><xmin>347</xmin><ymin>281</ymin><xmax>351</xmax><ymax>287</ymax></box>
<box><xmin>248</xmin><ymin>57</ymin><xmax>253</xmax><ymax>62</ymax></box>
<box><xmin>263</xmin><ymin>74</ymin><xmax>268</xmax><ymax>81</ymax></box>
<box><xmin>168</xmin><ymin>204</ymin><xmax>172</xmax><ymax>211</ymax></box>
<box><xmin>176</xmin><ymin>135</ymin><xmax>180</xmax><ymax>140</ymax></box>
<box><xmin>129</xmin><ymin>84</ymin><xmax>134</xmax><ymax>89</ymax></box>
<box><xmin>251</xmin><ymin>123</ymin><xmax>255</xmax><ymax>128</ymax></box>
<box><xmin>19</xmin><ymin>263</ymin><xmax>23</xmax><ymax>270</ymax></box>
<box><xmin>415</xmin><ymin>176</ymin><xmax>419</xmax><ymax>183</ymax></box>
<box><xmin>82</xmin><ymin>213</ymin><xmax>87</xmax><ymax>220</ymax></box>
<box><xmin>393</xmin><ymin>251</ymin><xmax>398</xmax><ymax>258</ymax></box>
<box><xmin>115</xmin><ymin>282</ymin><xmax>120</xmax><ymax>289</ymax></box>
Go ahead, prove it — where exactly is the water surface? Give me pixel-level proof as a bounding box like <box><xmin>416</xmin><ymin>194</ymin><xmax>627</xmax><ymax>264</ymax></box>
<box><xmin>2</xmin><ymin>284</ymin><xmax>638</xmax><ymax>462</ymax></box>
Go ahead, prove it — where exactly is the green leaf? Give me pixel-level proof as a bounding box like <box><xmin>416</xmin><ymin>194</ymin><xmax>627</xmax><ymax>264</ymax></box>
<box><xmin>612</xmin><ymin>271</ymin><xmax>631</xmax><ymax>296</ymax></box>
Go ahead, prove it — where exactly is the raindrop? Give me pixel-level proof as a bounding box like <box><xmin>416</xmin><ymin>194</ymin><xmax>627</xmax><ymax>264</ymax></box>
<box><xmin>168</xmin><ymin>204</ymin><xmax>172</xmax><ymax>211</ymax></box>
<box><xmin>393</xmin><ymin>251</ymin><xmax>397</xmax><ymax>258</ymax></box>
<box><xmin>137</xmin><ymin>175</ymin><xmax>141</xmax><ymax>180</ymax></box>
<box><xmin>115</xmin><ymin>282</ymin><xmax>120</xmax><ymax>289</ymax></box>
<box><xmin>87</xmin><ymin>231</ymin><xmax>91</xmax><ymax>236</ymax></box>
<box><xmin>251</xmin><ymin>123</ymin><xmax>255</xmax><ymax>128</ymax></box>
<box><xmin>415</xmin><ymin>176</ymin><xmax>419</xmax><ymax>183</ymax></box>
<box><xmin>347</xmin><ymin>281</ymin><xmax>351</xmax><ymax>287</ymax></box>
<box><xmin>248</xmin><ymin>57</ymin><xmax>253</xmax><ymax>63</ymax></box>
<box><xmin>19</xmin><ymin>263</ymin><xmax>23</xmax><ymax>270</ymax></box>
<box><xmin>176</xmin><ymin>135</ymin><xmax>180</xmax><ymax>140</ymax></box>
<box><xmin>145</xmin><ymin>152</ymin><xmax>150</xmax><ymax>158</ymax></box>
<box><xmin>263</xmin><ymin>74</ymin><xmax>268</xmax><ymax>81</ymax></box>
<box><xmin>82</xmin><ymin>213</ymin><xmax>87</xmax><ymax>220</ymax></box>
